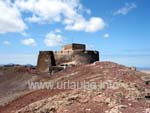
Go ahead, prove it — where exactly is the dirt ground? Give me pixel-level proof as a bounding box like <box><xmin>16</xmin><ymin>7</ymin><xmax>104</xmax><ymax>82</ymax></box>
<box><xmin>0</xmin><ymin>62</ymin><xmax>149</xmax><ymax>113</ymax></box>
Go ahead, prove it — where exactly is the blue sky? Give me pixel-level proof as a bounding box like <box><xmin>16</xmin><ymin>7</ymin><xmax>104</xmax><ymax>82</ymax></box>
<box><xmin>0</xmin><ymin>0</ymin><xmax>150</xmax><ymax>68</ymax></box>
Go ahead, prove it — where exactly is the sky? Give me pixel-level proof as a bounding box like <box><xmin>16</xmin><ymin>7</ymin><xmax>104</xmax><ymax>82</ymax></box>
<box><xmin>0</xmin><ymin>0</ymin><xmax>150</xmax><ymax>68</ymax></box>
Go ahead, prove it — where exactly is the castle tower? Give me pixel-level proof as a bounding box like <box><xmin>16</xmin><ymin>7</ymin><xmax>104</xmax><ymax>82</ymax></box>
<box><xmin>37</xmin><ymin>43</ymin><xmax>99</xmax><ymax>72</ymax></box>
<box><xmin>62</xmin><ymin>43</ymin><xmax>86</xmax><ymax>51</ymax></box>
<box><xmin>37</xmin><ymin>51</ymin><xmax>56</xmax><ymax>72</ymax></box>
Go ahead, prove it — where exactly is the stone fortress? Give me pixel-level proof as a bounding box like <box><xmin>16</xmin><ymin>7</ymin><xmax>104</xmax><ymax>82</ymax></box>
<box><xmin>37</xmin><ymin>43</ymin><xmax>99</xmax><ymax>72</ymax></box>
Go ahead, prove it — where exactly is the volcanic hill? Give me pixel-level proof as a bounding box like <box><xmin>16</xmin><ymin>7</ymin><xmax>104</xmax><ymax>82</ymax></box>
<box><xmin>0</xmin><ymin>62</ymin><xmax>149</xmax><ymax>113</ymax></box>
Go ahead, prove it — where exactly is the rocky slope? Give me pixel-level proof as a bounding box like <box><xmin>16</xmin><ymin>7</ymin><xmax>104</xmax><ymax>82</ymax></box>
<box><xmin>0</xmin><ymin>62</ymin><xmax>150</xmax><ymax>113</ymax></box>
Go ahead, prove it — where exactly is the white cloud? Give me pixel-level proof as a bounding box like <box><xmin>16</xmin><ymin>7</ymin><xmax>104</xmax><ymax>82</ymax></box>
<box><xmin>85</xmin><ymin>17</ymin><xmax>105</xmax><ymax>32</ymax></box>
<box><xmin>26</xmin><ymin>15</ymin><xmax>42</xmax><ymax>23</ymax></box>
<box><xmin>0</xmin><ymin>0</ymin><xmax>26</xmax><ymax>33</ymax></box>
<box><xmin>44</xmin><ymin>32</ymin><xmax>64</xmax><ymax>47</ymax></box>
<box><xmin>22</xmin><ymin>38</ymin><xmax>36</xmax><ymax>47</ymax></box>
<box><xmin>54</xmin><ymin>29</ymin><xmax>61</xmax><ymax>33</ymax></box>
<box><xmin>103</xmin><ymin>33</ymin><xmax>110</xmax><ymax>38</ymax></box>
<box><xmin>65</xmin><ymin>17</ymin><xmax>105</xmax><ymax>32</ymax></box>
<box><xmin>3</xmin><ymin>41</ymin><xmax>11</xmax><ymax>45</ymax></box>
<box><xmin>0</xmin><ymin>0</ymin><xmax>106</xmax><ymax>34</ymax></box>
<box><xmin>14</xmin><ymin>0</ymin><xmax>105</xmax><ymax>32</ymax></box>
<box><xmin>15</xmin><ymin>0</ymin><xmax>79</xmax><ymax>23</ymax></box>
<box><xmin>113</xmin><ymin>3</ymin><xmax>137</xmax><ymax>16</ymax></box>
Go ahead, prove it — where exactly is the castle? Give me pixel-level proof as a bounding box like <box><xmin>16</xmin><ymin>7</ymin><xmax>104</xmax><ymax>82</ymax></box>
<box><xmin>37</xmin><ymin>43</ymin><xmax>99</xmax><ymax>72</ymax></box>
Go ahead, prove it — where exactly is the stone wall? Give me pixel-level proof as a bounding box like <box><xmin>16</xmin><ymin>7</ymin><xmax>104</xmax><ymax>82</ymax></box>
<box><xmin>37</xmin><ymin>51</ymin><xmax>56</xmax><ymax>72</ymax></box>
<box><xmin>73</xmin><ymin>50</ymin><xmax>99</xmax><ymax>64</ymax></box>
<box><xmin>54</xmin><ymin>50</ymin><xmax>99</xmax><ymax>65</ymax></box>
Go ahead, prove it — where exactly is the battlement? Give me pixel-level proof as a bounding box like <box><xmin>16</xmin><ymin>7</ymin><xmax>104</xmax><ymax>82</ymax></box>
<box><xmin>62</xmin><ymin>43</ymin><xmax>86</xmax><ymax>51</ymax></box>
